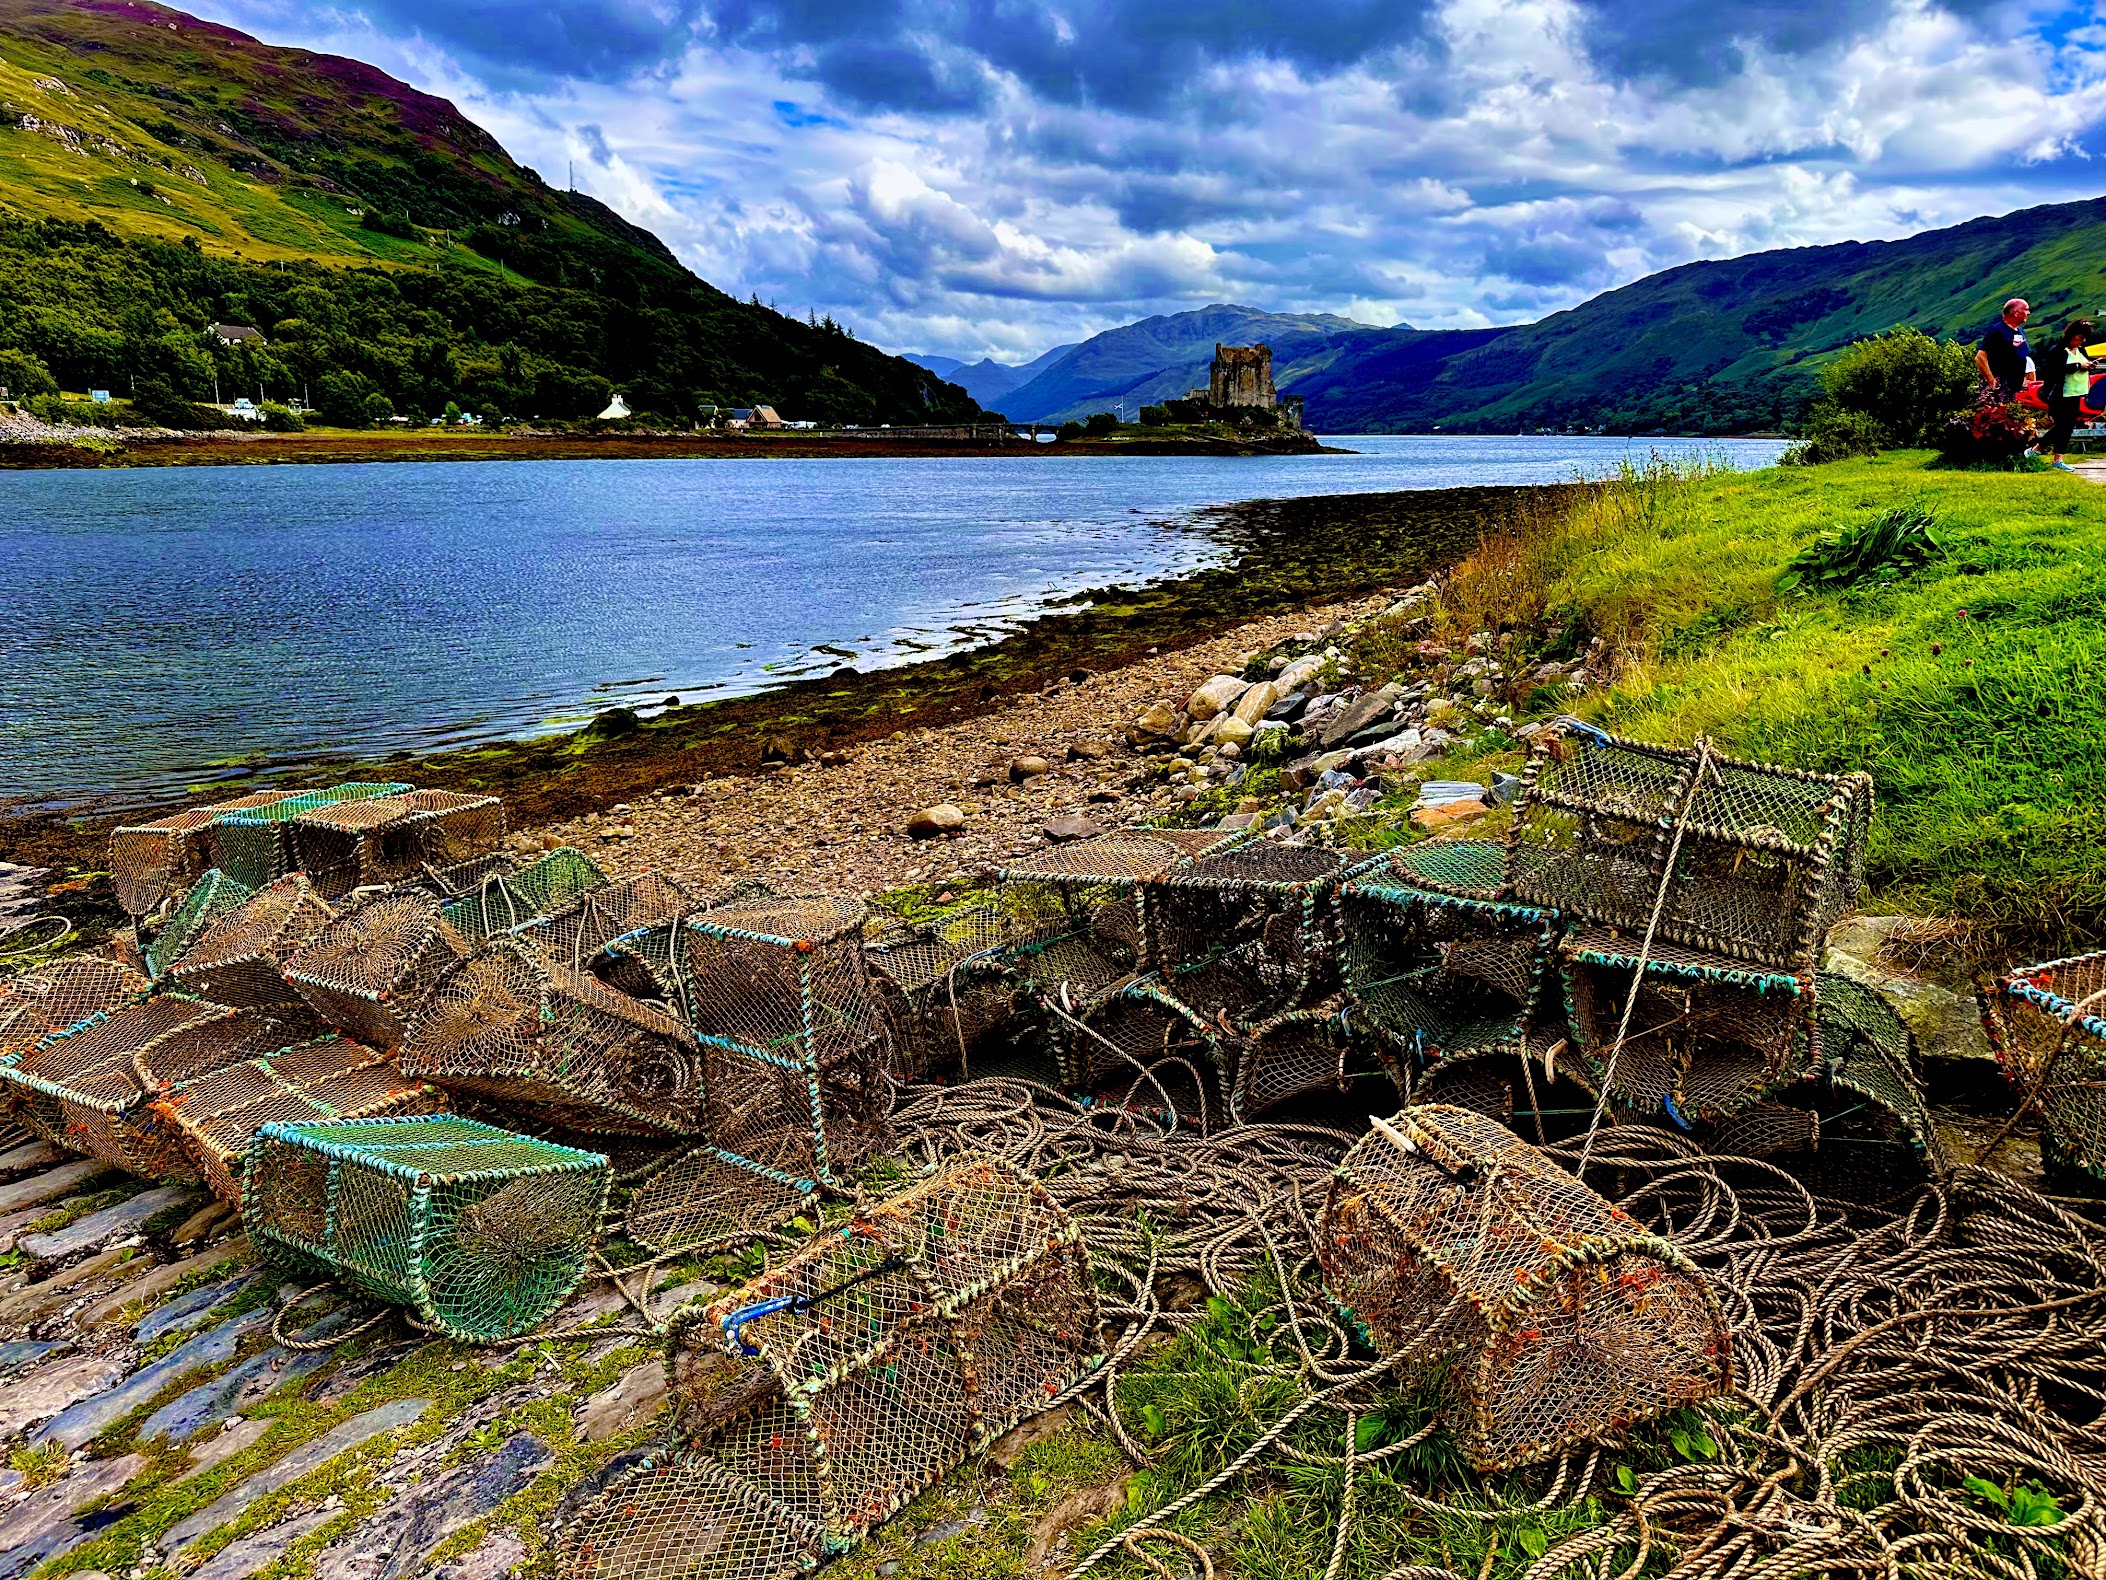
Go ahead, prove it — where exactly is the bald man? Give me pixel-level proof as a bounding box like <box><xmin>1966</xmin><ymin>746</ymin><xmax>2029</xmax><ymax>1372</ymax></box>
<box><xmin>1978</xmin><ymin>298</ymin><xmax>2034</xmax><ymax>397</ymax></box>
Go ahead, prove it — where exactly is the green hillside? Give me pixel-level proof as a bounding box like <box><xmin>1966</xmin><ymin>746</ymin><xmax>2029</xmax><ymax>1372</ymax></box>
<box><xmin>1298</xmin><ymin>196</ymin><xmax>2106</xmax><ymax>434</ymax></box>
<box><xmin>0</xmin><ymin>0</ymin><xmax>983</xmax><ymax>424</ymax></box>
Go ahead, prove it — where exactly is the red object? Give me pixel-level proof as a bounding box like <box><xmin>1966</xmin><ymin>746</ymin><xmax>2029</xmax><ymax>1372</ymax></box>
<box><xmin>2016</xmin><ymin>381</ymin><xmax>2052</xmax><ymax>413</ymax></box>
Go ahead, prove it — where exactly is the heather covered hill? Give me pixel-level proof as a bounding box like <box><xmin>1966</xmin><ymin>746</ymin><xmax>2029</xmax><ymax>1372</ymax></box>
<box><xmin>0</xmin><ymin>0</ymin><xmax>983</xmax><ymax>424</ymax></box>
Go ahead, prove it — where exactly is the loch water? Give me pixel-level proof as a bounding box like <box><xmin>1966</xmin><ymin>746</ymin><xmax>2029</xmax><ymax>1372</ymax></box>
<box><xmin>1</xmin><ymin>434</ymin><xmax>1785</xmax><ymax>805</ymax></box>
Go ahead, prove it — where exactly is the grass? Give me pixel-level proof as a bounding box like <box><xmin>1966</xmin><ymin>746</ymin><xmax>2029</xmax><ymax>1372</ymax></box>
<box><xmin>1335</xmin><ymin>450</ymin><xmax>2106</xmax><ymax>955</ymax></box>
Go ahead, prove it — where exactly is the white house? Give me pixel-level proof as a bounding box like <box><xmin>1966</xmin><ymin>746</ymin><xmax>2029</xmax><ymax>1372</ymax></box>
<box><xmin>597</xmin><ymin>393</ymin><xmax>631</xmax><ymax>420</ymax></box>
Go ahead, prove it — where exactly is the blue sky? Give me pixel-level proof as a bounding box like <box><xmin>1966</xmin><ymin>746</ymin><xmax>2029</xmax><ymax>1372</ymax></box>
<box><xmin>185</xmin><ymin>1</ymin><xmax>2106</xmax><ymax>361</ymax></box>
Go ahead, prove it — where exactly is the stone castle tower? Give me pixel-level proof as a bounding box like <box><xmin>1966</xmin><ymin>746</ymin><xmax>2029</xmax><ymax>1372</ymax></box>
<box><xmin>1208</xmin><ymin>344</ymin><xmax>1275</xmax><ymax>408</ymax></box>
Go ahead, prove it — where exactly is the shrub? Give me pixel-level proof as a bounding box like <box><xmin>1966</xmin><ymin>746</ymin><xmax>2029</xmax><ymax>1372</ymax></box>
<box><xmin>1140</xmin><ymin>403</ymin><xmax>1170</xmax><ymax>426</ymax></box>
<box><xmin>1084</xmin><ymin>411</ymin><xmax>1118</xmax><ymax>437</ymax></box>
<box><xmin>1165</xmin><ymin>397</ymin><xmax>1205</xmax><ymax>423</ymax></box>
<box><xmin>1818</xmin><ymin>327</ymin><xmax>1975</xmax><ymax>448</ymax></box>
<box><xmin>0</xmin><ymin>346</ymin><xmax>57</xmax><ymax>398</ymax></box>
<box><xmin>1783</xmin><ymin>408</ymin><xmax>1883</xmax><ymax>466</ymax></box>
<box><xmin>314</xmin><ymin>371</ymin><xmax>372</xmax><ymax>427</ymax></box>
<box><xmin>364</xmin><ymin>391</ymin><xmax>397</xmax><ymax>424</ymax></box>
<box><xmin>1777</xmin><ymin>502</ymin><xmax>1941</xmax><ymax>594</ymax></box>
<box><xmin>1937</xmin><ymin>394</ymin><xmax>2034</xmax><ymax>469</ymax></box>
<box><xmin>131</xmin><ymin>376</ymin><xmax>211</xmax><ymax>429</ymax></box>
<box><xmin>259</xmin><ymin>401</ymin><xmax>305</xmax><ymax>432</ymax></box>
<box><xmin>1056</xmin><ymin>420</ymin><xmax>1084</xmax><ymax>442</ymax></box>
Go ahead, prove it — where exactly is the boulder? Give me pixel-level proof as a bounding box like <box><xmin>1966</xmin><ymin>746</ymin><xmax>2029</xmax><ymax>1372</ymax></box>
<box><xmin>1043</xmin><ymin>815</ymin><xmax>1104</xmax><ymax>843</ymax></box>
<box><xmin>1214</xmin><ymin>716</ymin><xmax>1255</xmax><ymax>748</ymax></box>
<box><xmin>1276</xmin><ymin>653</ymin><xmax>1329</xmax><ymax>692</ymax></box>
<box><xmin>1823</xmin><ymin>915</ymin><xmax>1993</xmax><ymax>1065</ymax></box>
<box><xmin>1230</xmin><ymin>682</ymin><xmax>1279</xmax><ymax>727</ymax></box>
<box><xmin>1132</xmin><ymin>701</ymin><xmax>1179</xmax><ymax>738</ymax></box>
<box><xmin>1185</xmin><ymin>675</ymin><xmax>1250</xmax><ymax>721</ymax></box>
<box><xmin>906</xmin><ymin>805</ymin><xmax>966</xmax><ymax>840</ymax></box>
<box><xmin>1009</xmin><ymin>755</ymin><xmax>1053</xmax><ymax>782</ymax></box>
<box><xmin>1319</xmin><ymin>683</ymin><xmax>1404</xmax><ymax>749</ymax></box>
<box><xmin>1412</xmin><ymin>798</ymin><xmax>1488</xmax><ymax>830</ymax></box>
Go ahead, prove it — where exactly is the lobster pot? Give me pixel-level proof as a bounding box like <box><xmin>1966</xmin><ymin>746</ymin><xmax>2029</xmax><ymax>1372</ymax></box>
<box><xmin>154</xmin><ymin>1036</ymin><xmax>442</xmax><ymax>1204</ymax></box>
<box><xmin>1994</xmin><ymin>952</ymin><xmax>2106</xmax><ymax>1181</ymax></box>
<box><xmin>680</xmin><ymin>898</ymin><xmax>890</xmax><ymax>1188</ymax></box>
<box><xmin>515</xmin><ymin>871</ymin><xmax>698</xmax><ymax>974</ymax></box>
<box><xmin>1145</xmin><ymin>843</ymin><xmax>1378</xmax><ymax>1019</ymax></box>
<box><xmin>145</xmin><ymin>871</ymin><xmax>256</xmax><ymax>981</ymax></box>
<box><xmin>1811</xmin><ymin>971</ymin><xmax>1944</xmax><ymax>1178</ymax></box>
<box><xmin>286</xmin><ymin>892</ymin><xmax>472</xmax><ymax>1051</ymax></box>
<box><xmin>108</xmin><ymin>790</ymin><xmax>293</xmax><ymax>917</ymax></box>
<box><xmin>1342</xmin><ymin>874</ymin><xmax>1563</xmax><ymax>1079</ymax></box>
<box><xmin>1505</xmin><ymin>724</ymin><xmax>1872</xmax><ymax>972</ymax></box>
<box><xmin>0</xmin><ymin>961</ymin><xmax>150</xmax><ymax>1121</ymax></box>
<box><xmin>441</xmin><ymin>847</ymin><xmax>608</xmax><ymax>944</ymax></box>
<box><xmin>625</xmin><ymin>1145</ymin><xmax>816</xmax><ymax>1257</ymax></box>
<box><xmin>402</xmin><ymin>936</ymin><xmax>706</xmax><ymax>1136</ymax></box>
<box><xmin>578</xmin><ymin>1156</ymin><xmax>1102</xmax><ymax>1580</ymax></box>
<box><xmin>1226</xmin><ymin>1003</ymin><xmax>1387</xmax><ymax>1122</ymax></box>
<box><xmin>162</xmin><ymin>874</ymin><xmax>337</xmax><ymax>1034</ymax></box>
<box><xmin>996</xmin><ymin>830</ymin><xmax>1246</xmax><ymax>1014</ymax></box>
<box><xmin>1052</xmin><ymin>979</ymin><xmax>1221</xmax><ymax>1123</ymax></box>
<box><xmin>402</xmin><ymin>852</ymin><xmax>518</xmax><ymax>902</ymax></box>
<box><xmin>864</xmin><ymin>902</ymin><xmax>1024</xmax><ymax>1082</ymax></box>
<box><xmin>0</xmin><ymin>998</ymin><xmax>286</xmax><ymax>1178</ymax></box>
<box><xmin>1319</xmin><ymin>1105</ymin><xmax>1731</xmax><ymax>1471</ymax></box>
<box><xmin>1561</xmin><ymin>927</ymin><xmax>1811</xmax><ymax>1124</ymax></box>
<box><xmin>210</xmin><ymin>784</ymin><xmax>415</xmax><ymax>890</ymax></box>
<box><xmin>288</xmin><ymin>790</ymin><xmax>506</xmax><ymax>899</ymax></box>
<box><xmin>245</xmin><ymin>1115</ymin><xmax>608</xmax><ymax>1341</ymax></box>
<box><xmin>1383</xmin><ymin>838</ymin><xmax>1510</xmax><ymax>903</ymax></box>
<box><xmin>1707</xmin><ymin>1101</ymin><xmax>1821</xmax><ymax>1160</ymax></box>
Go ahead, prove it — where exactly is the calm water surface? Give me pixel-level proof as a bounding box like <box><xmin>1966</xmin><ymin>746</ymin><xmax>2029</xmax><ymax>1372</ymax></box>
<box><xmin>1</xmin><ymin>434</ymin><xmax>1784</xmax><ymax>804</ymax></box>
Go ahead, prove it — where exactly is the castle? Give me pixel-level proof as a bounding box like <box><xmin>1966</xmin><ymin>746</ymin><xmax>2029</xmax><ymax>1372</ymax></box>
<box><xmin>1202</xmin><ymin>344</ymin><xmax>1303</xmax><ymax>428</ymax></box>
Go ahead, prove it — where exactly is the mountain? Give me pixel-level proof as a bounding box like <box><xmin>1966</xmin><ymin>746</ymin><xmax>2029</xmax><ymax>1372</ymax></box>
<box><xmin>987</xmin><ymin>304</ymin><xmax>1387</xmax><ymax>422</ymax></box>
<box><xmin>904</xmin><ymin>343</ymin><xmax>1076</xmax><ymax>411</ymax></box>
<box><xmin>1297</xmin><ymin>196</ymin><xmax>2106</xmax><ymax>434</ymax></box>
<box><xmin>0</xmin><ymin>0</ymin><xmax>983</xmax><ymax>425</ymax></box>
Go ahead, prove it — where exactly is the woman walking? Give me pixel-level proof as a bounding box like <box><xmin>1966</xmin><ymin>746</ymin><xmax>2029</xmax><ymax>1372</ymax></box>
<box><xmin>2042</xmin><ymin>318</ymin><xmax>2098</xmax><ymax>472</ymax></box>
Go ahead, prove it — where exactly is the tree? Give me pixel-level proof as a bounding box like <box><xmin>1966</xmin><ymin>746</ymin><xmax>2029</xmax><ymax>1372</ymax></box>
<box><xmin>442</xmin><ymin>399</ymin><xmax>463</xmax><ymax>425</ymax></box>
<box><xmin>1815</xmin><ymin>328</ymin><xmax>1975</xmax><ymax>449</ymax></box>
<box><xmin>0</xmin><ymin>347</ymin><xmax>56</xmax><ymax>398</ymax></box>
<box><xmin>1084</xmin><ymin>411</ymin><xmax>1118</xmax><ymax>437</ymax></box>
<box><xmin>363</xmin><ymin>391</ymin><xmax>396</xmax><ymax>424</ymax></box>
<box><xmin>314</xmin><ymin>371</ymin><xmax>373</xmax><ymax>427</ymax></box>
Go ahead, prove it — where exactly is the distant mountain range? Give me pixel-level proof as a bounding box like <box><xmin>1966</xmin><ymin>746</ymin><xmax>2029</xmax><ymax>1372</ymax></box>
<box><xmin>923</xmin><ymin>197</ymin><xmax>2106</xmax><ymax>434</ymax></box>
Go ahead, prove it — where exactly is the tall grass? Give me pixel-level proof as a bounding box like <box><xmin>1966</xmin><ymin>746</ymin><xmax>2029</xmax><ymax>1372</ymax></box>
<box><xmin>1403</xmin><ymin>451</ymin><xmax>2106</xmax><ymax>953</ymax></box>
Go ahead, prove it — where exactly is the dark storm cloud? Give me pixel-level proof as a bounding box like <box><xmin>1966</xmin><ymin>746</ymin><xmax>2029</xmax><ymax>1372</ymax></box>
<box><xmin>337</xmin><ymin>0</ymin><xmax>711</xmax><ymax>81</ymax></box>
<box><xmin>1574</xmin><ymin>0</ymin><xmax>2022</xmax><ymax>86</ymax></box>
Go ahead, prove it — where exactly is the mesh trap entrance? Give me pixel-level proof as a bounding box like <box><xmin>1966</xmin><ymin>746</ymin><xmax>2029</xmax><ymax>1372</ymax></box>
<box><xmin>109</xmin><ymin>790</ymin><xmax>294</xmax><ymax>918</ymax></box>
<box><xmin>1</xmin><ymin>997</ymin><xmax>287</xmax><ymax>1178</ymax></box>
<box><xmin>401</xmin><ymin>935</ymin><xmax>707</xmax><ymax>1136</ymax></box>
<box><xmin>288</xmin><ymin>791</ymin><xmax>506</xmax><ymax>899</ymax></box>
<box><xmin>442</xmin><ymin>847</ymin><xmax>609</xmax><ymax>945</ymax></box>
<box><xmin>680</xmin><ymin>897</ymin><xmax>890</xmax><ymax>1187</ymax></box>
<box><xmin>864</xmin><ymin>902</ymin><xmax>1023</xmax><ymax>1082</ymax></box>
<box><xmin>1319</xmin><ymin>1105</ymin><xmax>1731</xmax><ymax>1471</ymax></box>
<box><xmin>1224</xmin><ymin>1002</ymin><xmax>1385</xmax><ymax>1122</ymax></box>
<box><xmin>162</xmin><ymin>874</ymin><xmax>337</xmax><ymax>1032</ymax></box>
<box><xmin>640</xmin><ymin>1154</ymin><xmax>1101</xmax><ymax>1574</ymax></box>
<box><xmin>154</xmin><ymin>1035</ymin><xmax>442</xmax><ymax>1203</ymax></box>
<box><xmin>516</xmin><ymin>871</ymin><xmax>699</xmax><ymax>976</ymax></box>
<box><xmin>1560</xmin><ymin>925</ymin><xmax>1811</xmax><ymax>1124</ymax></box>
<box><xmin>1814</xmin><ymin>971</ymin><xmax>1944</xmax><ymax>1178</ymax></box>
<box><xmin>1506</xmin><ymin>724</ymin><xmax>1871</xmax><ymax>971</ymax></box>
<box><xmin>145</xmin><ymin>870</ymin><xmax>255</xmax><ymax>981</ymax></box>
<box><xmin>210</xmin><ymin>783</ymin><xmax>415</xmax><ymax>890</ymax></box>
<box><xmin>1993</xmin><ymin>952</ymin><xmax>2106</xmax><ymax>1181</ymax></box>
<box><xmin>246</xmin><ymin>1114</ymin><xmax>609</xmax><ymax>1341</ymax></box>
<box><xmin>286</xmin><ymin>891</ymin><xmax>472</xmax><ymax>1051</ymax></box>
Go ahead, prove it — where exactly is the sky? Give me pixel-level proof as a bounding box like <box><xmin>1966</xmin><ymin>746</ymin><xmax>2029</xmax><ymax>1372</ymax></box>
<box><xmin>181</xmin><ymin>1</ymin><xmax>2106</xmax><ymax>363</ymax></box>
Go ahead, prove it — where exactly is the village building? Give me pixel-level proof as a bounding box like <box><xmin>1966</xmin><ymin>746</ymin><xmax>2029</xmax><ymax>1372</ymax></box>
<box><xmin>210</xmin><ymin>323</ymin><xmax>267</xmax><ymax>346</ymax></box>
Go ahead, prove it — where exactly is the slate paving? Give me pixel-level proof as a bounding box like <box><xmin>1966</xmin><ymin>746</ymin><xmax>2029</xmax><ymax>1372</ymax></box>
<box><xmin>0</xmin><ymin>1146</ymin><xmax>697</xmax><ymax>1580</ymax></box>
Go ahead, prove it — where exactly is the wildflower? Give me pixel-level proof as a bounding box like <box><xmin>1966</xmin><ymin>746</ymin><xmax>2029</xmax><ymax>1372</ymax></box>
<box><xmin>1933</xmin><ymin>642</ymin><xmax>1943</xmax><ymax>656</ymax></box>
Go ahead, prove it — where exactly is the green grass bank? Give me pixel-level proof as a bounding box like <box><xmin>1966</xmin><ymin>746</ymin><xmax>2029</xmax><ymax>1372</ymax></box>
<box><xmin>1373</xmin><ymin>450</ymin><xmax>2106</xmax><ymax>955</ymax></box>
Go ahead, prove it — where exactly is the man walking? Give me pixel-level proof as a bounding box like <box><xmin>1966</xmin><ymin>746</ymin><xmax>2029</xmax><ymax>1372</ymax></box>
<box><xmin>1977</xmin><ymin>298</ymin><xmax>2033</xmax><ymax>397</ymax></box>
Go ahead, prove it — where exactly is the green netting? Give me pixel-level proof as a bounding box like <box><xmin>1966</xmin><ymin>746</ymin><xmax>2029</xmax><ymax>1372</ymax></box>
<box><xmin>1385</xmin><ymin>838</ymin><xmax>1508</xmax><ymax>901</ymax></box>
<box><xmin>1816</xmin><ymin>971</ymin><xmax>1945</xmax><ymax>1175</ymax></box>
<box><xmin>212</xmin><ymin>783</ymin><xmax>413</xmax><ymax>889</ymax></box>
<box><xmin>1994</xmin><ymin>952</ymin><xmax>2106</xmax><ymax>1182</ymax></box>
<box><xmin>108</xmin><ymin>790</ymin><xmax>292</xmax><ymax>917</ymax></box>
<box><xmin>145</xmin><ymin>870</ymin><xmax>255</xmax><ymax>981</ymax></box>
<box><xmin>441</xmin><ymin>847</ymin><xmax>609</xmax><ymax>944</ymax></box>
<box><xmin>245</xmin><ymin>1113</ymin><xmax>609</xmax><ymax>1340</ymax></box>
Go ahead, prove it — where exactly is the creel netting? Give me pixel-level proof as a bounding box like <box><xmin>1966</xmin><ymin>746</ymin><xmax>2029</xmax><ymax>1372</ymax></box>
<box><xmin>285</xmin><ymin>890</ymin><xmax>473</xmax><ymax>1052</ymax></box>
<box><xmin>209</xmin><ymin>783</ymin><xmax>415</xmax><ymax>891</ymax></box>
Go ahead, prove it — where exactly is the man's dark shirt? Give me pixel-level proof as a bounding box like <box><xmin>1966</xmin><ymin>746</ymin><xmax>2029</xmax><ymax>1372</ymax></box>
<box><xmin>1982</xmin><ymin>320</ymin><xmax>2030</xmax><ymax>389</ymax></box>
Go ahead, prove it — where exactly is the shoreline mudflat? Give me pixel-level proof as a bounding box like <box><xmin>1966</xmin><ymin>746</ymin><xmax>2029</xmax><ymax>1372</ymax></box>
<box><xmin>0</xmin><ymin>428</ymin><xmax>1337</xmax><ymax>469</ymax></box>
<box><xmin>0</xmin><ymin>483</ymin><xmax>1566</xmax><ymax>879</ymax></box>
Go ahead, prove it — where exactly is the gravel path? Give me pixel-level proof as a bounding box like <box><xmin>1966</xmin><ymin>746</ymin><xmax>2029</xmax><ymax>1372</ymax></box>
<box><xmin>529</xmin><ymin>588</ymin><xmax>1397</xmax><ymax>894</ymax></box>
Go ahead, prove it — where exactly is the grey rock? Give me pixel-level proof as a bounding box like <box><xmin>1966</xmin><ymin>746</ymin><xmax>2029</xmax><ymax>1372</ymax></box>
<box><xmin>0</xmin><ymin>1349</ymin><xmax>127</xmax><ymax>1437</ymax></box>
<box><xmin>175</xmin><ymin>1416</ymin><xmax>275</xmax><ymax>1483</ymax></box>
<box><xmin>0</xmin><ymin>1338</ymin><xmax>67</xmax><ymax>1372</ymax></box>
<box><xmin>166</xmin><ymin>1397</ymin><xmax>433</xmax><ymax>1552</ymax></box>
<box><xmin>0</xmin><ymin>1158</ymin><xmax>112</xmax><ymax>1216</ymax></box>
<box><xmin>308</xmin><ymin>1342</ymin><xmax>427</xmax><ymax>1404</ymax></box>
<box><xmin>137</xmin><ymin>1275</ymin><xmax>253</xmax><ymax>1345</ymax></box>
<box><xmin>34</xmin><ymin>1306</ymin><xmax>272</xmax><ymax>1448</ymax></box>
<box><xmin>20</xmin><ymin>1185</ymin><xmax>197</xmax><ymax>1264</ymax></box>
<box><xmin>0</xmin><ymin>1453</ymin><xmax>145</xmax><ymax>1580</ymax></box>
<box><xmin>1042</xmin><ymin>815</ymin><xmax>1104</xmax><ymax>843</ymax></box>
<box><xmin>423</xmin><ymin>1531</ymin><xmax>528</xmax><ymax>1580</ymax></box>
<box><xmin>188</xmin><ymin>1506</ymin><xmax>340</xmax><ymax>1580</ymax></box>
<box><xmin>138</xmin><ymin>1311</ymin><xmax>351</xmax><ymax>1443</ymax></box>
<box><xmin>579</xmin><ymin>1360</ymin><xmax>667</xmax><ymax>1442</ymax></box>
<box><xmin>1823</xmin><ymin>915</ymin><xmax>1992</xmax><ymax>1065</ymax></box>
<box><xmin>1319</xmin><ymin>684</ymin><xmax>1402</xmax><ymax>748</ymax></box>
<box><xmin>310</xmin><ymin>1432</ymin><xmax>552</xmax><ymax>1580</ymax></box>
<box><xmin>0</xmin><ymin>1141</ymin><xmax>66</xmax><ymax>1175</ymax></box>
